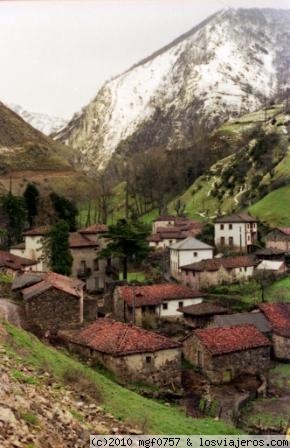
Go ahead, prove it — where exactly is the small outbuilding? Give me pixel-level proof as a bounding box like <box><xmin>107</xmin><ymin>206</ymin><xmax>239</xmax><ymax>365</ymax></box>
<box><xmin>178</xmin><ymin>302</ymin><xmax>228</xmax><ymax>328</ymax></box>
<box><xmin>260</xmin><ymin>303</ymin><xmax>290</xmax><ymax>360</ymax></box>
<box><xmin>60</xmin><ymin>318</ymin><xmax>181</xmax><ymax>390</ymax></box>
<box><xmin>182</xmin><ymin>324</ymin><xmax>271</xmax><ymax>384</ymax></box>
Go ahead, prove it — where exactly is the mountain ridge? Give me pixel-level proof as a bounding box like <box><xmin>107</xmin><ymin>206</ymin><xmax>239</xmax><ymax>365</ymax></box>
<box><xmin>55</xmin><ymin>8</ymin><xmax>290</xmax><ymax>172</ymax></box>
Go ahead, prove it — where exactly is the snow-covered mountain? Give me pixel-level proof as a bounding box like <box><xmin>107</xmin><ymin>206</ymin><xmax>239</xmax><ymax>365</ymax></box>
<box><xmin>55</xmin><ymin>8</ymin><xmax>290</xmax><ymax>171</ymax></box>
<box><xmin>7</xmin><ymin>103</ymin><xmax>67</xmax><ymax>135</ymax></box>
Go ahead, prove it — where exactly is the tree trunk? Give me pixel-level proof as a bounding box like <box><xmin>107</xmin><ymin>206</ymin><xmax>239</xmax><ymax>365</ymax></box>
<box><xmin>123</xmin><ymin>256</ymin><xmax>128</xmax><ymax>280</ymax></box>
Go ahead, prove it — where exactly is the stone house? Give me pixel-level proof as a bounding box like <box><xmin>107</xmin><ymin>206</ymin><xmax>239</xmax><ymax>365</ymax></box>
<box><xmin>60</xmin><ymin>318</ymin><xmax>181</xmax><ymax>390</ymax></box>
<box><xmin>260</xmin><ymin>303</ymin><xmax>290</xmax><ymax>360</ymax></box>
<box><xmin>10</xmin><ymin>225</ymin><xmax>50</xmax><ymax>271</ymax></box>
<box><xmin>177</xmin><ymin>302</ymin><xmax>228</xmax><ymax>328</ymax></box>
<box><xmin>12</xmin><ymin>271</ymin><xmax>85</xmax><ymax>334</ymax></box>
<box><xmin>255</xmin><ymin>247</ymin><xmax>286</xmax><ymax>262</ymax></box>
<box><xmin>148</xmin><ymin>229</ymin><xmax>188</xmax><ymax>249</ymax></box>
<box><xmin>182</xmin><ymin>324</ymin><xmax>271</xmax><ymax>384</ymax></box>
<box><xmin>0</xmin><ymin>250</ymin><xmax>37</xmax><ymax>277</ymax></box>
<box><xmin>113</xmin><ymin>283</ymin><xmax>205</xmax><ymax>325</ymax></box>
<box><xmin>180</xmin><ymin>255</ymin><xmax>257</xmax><ymax>290</ymax></box>
<box><xmin>265</xmin><ymin>228</ymin><xmax>290</xmax><ymax>252</ymax></box>
<box><xmin>214</xmin><ymin>213</ymin><xmax>258</xmax><ymax>253</ymax></box>
<box><xmin>170</xmin><ymin>237</ymin><xmax>214</xmax><ymax>281</ymax></box>
<box><xmin>211</xmin><ymin>311</ymin><xmax>272</xmax><ymax>335</ymax></box>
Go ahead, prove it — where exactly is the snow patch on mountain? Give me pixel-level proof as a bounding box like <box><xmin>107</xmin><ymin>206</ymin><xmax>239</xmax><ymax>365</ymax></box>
<box><xmin>7</xmin><ymin>103</ymin><xmax>68</xmax><ymax>135</ymax></box>
<box><xmin>55</xmin><ymin>8</ymin><xmax>290</xmax><ymax>171</ymax></box>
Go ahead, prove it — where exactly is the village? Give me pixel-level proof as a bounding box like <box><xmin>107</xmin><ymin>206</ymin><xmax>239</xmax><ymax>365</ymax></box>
<box><xmin>1</xmin><ymin>209</ymin><xmax>290</xmax><ymax>429</ymax></box>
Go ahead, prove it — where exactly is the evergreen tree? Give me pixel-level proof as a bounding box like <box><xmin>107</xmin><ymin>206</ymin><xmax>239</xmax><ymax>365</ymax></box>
<box><xmin>1</xmin><ymin>193</ymin><xmax>26</xmax><ymax>247</ymax></box>
<box><xmin>44</xmin><ymin>220</ymin><xmax>73</xmax><ymax>275</ymax></box>
<box><xmin>50</xmin><ymin>192</ymin><xmax>78</xmax><ymax>231</ymax></box>
<box><xmin>100</xmin><ymin>218</ymin><xmax>150</xmax><ymax>280</ymax></box>
<box><xmin>23</xmin><ymin>183</ymin><xmax>39</xmax><ymax>228</ymax></box>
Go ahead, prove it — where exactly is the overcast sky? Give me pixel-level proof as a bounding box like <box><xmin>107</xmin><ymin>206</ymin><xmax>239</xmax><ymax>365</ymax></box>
<box><xmin>0</xmin><ymin>0</ymin><xmax>290</xmax><ymax>119</ymax></box>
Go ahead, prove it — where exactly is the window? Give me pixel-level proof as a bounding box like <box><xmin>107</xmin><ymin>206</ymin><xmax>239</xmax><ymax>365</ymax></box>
<box><xmin>229</xmin><ymin>236</ymin><xmax>234</xmax><ymax>247</ymax></box>
<box><xmin>229</xmin><ymin>224</ymin><xmax>233</xmax><ymax>230</ymax></box>
<box><xmin>220</xmin><ymin>237</ymin><xmax>225</xmax><ymax>247</ymax></box>
<box><xmin>193</xmin><ymin>251</ymin><xmax>198</xmax><ymax>257</ymax></box>
<box><xmin>244</xmin><ymin>267</ymin><xmax>247</xmax><ymax>272</ymax></box>
<box><xmin>197</xmin><ymin>350</ymin><xmax>203</xmax><ymax>367</ymax></box>
<box><xmin>220</xmin><ymin>224</ymin><xmax>224</xmax><ymax>230</ymax></box>
<box><xmin>162</xmin><ymin>303</ymin><xmax>168</xmax><ymax>310</ymax></box>
<box><xmin>80</xmin><ymin>260</ymin><xmax>87</xmax><ymax>270</ymax></box>
<box><xmin>94</xmin><ymin>259</ymin><xmax>99</xmax><ymax>271</ymax></box>
<box><xmin>169</xmin><ymin>240</ymin><xmax>173</xmax><ymax>244</ymax></box>
<box><xmin>178</xmin><ymin>301</ymin><xmax>184</xmax><ymax>308</ymax></box>
<box><xmin>145</xmin><ymin>356</ymin><xmax>152</xmax><ymax>364</ymax></box>
<box><xmin>240</xmin><ymin>268</ymin><xmax>242</xmax><ymax>272</ymax></box>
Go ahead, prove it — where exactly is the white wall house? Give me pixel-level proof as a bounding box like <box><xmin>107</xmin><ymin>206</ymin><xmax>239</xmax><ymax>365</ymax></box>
<box><xmin>170</xmin><ymin>237</ymin><xmax>214</xmax><ymax>280</ymax></box>
<box><xmin>159</xmin><ymin>296</ymin><xmax>203</xmax><ymax>318</ymax></box>
<box><xmin>10</xmin><ymin>226</ymin><xmax>49</xmax><ymax>272</ymax></box>
<box><xmin>214</xmin><ymin>213</ymin><xmax>258</xmax><ymax>253</ymax></box>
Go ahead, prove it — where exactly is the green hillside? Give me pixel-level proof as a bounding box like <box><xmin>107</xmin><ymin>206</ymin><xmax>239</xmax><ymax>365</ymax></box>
<box><xmin>169</xmin><ymin>104</ymin><xmax>290</xmax><ymax>226</ymax></box>
<box><xmin>4</xmin><ymin>322</ymin><xmax>239</xmax><ymax>435</ymax></box>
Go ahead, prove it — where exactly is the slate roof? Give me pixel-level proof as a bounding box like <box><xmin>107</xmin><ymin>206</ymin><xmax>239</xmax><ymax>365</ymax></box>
<box><xmin>178</xmin><ymin>303</ymin><xmax>227</xmax><ymax>316</ymax></box>
<box><xmin>259</xmin><ymin>303</ymin><xmax>290</xmax><ymax>338</ymax></box>
<box><xmin>79</xmin><ymin>224</ymin><xmax>108</xmax><ymax>234</ymax></box>
<box><xmin>12</xmin><ymin>273</ymin><xmax>43</xmax><ymax>291</ymax></box>
<box><xmin>255</xmin><ymin>248</ymin><xmax>286</xmax><ymax>256</ymax></box>
<box><xmin>212</xmin><ymin>311</ymin><xmax>271</xmax><ymax>334</ymax></box>
<box><xmin>170</xmin><ymin>237</ymin><xmax>213</xmax><ymax>250</ymax></box>
<box><xmin>17</xmin><ymin>271</ymin><xmax>84</xmax><ymax>300</ymax></box>
<box><xmin>0</xmin><ymin>250</ymin><xmax>37</xmax><ymax>271</ymax></box>
<box><xmin>181</xmin><ymin>255</ymin><xmax>257</xmax><ymax>272</ymax></box>
<box><xmin>194</xmin><ymin>325</ymin><xmax>271</xmax><ymax>355</ymax></box>
<box><xmin>117</xmin><ymin>283</ymin><xmax>205</xmax><ymax>307</ymax></box>
<box><xmin>215</xmin><ymin>213</ymin><xmax>257</xmax><ymax>223</ymax></box>
<box><xmin>69</xmin><ymin>232</ymin><xmax>99</xmax><ymax>248</ymax></box>
<box><xmin>63</xmin><ymin>318</ymin><xmax>180</xmax><ymax>356</ymax></box>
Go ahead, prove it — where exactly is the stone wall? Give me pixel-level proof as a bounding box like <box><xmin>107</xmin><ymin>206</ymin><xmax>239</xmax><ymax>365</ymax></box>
<box><xmin>66</xmin><ymin>341</ymin><xmax>181</xmax><ymax>390</ymax></box>
<box><xmin>183</xmin><ymin>333</ymin><xmax>271</xmax><ymax>384</ymax></box>
<box><xmin>272</xmin><ymin>334</ymin><xmax>290</xmax><ymax>360</ymax></box>
<box><xmin>25</xmin><ymin>288</ymin><xmax>82</xmax><ymax>333</ymax></box>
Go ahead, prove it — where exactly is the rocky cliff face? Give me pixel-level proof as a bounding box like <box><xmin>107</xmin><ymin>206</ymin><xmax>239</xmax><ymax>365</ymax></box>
<box><xmin>55</xmin><ymin>8</ymin><xmax>290</xmax><ymax>171</ymax></box>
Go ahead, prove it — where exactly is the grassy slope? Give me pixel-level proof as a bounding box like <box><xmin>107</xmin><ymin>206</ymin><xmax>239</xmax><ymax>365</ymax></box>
<box><xmin>0</xmin><ymin>102</ymin><xmax>94</xmax><ymax>198</ymax></box>
<box><xmin>249</xmin><ymin>185</ymin><xmax>290</xmax><ymax>226</ymax></box>
<box><xmin>169</xmin><ymin>104</ymin><xmax>290</xmax><ymax>226</ymax></box>
<box><xmin>5</xmin><ymin>322</ymin><xmax>240</xmax><ymax>435</ymax></box>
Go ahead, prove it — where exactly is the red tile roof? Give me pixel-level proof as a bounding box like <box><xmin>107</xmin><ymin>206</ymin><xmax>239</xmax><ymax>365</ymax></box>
<box><xmin>117</xmin><ymin>284</ymin><xmax>205</xmax><ymax>307</ymax></box>
<box><xmin>0</xmin><ymin>250</ymin><xmax>37</xmax><ymax>270</ymax></box>
<box><xmin>24</xmin><ymin>225</ymin><xmax>51</xmax><ymax>236</ymax></box>
<box><xmin>79</xmin><ymin>224</ymin><xmax>108</xmax><ymax>234</ymax></box>
<box><xmin>181</xmin><ymin>255</ymin><xmax>257</xmax><ymax>272</ymax></box>
<box><xmin>21</xmin><ymin>271</ymin><xmax>84</xmax><ymax>300</ymax></box>
<box><xmin>259</xmin><ymin>303</ymin><xmax>290</xmax><ymax>337</ymax></box>
<box><xmin>278</xmin><ymin>227</ymin><xmax>290</xmax><ymax>236</ymax></box>
<box><xmin>64</xmin><ymin>318</ymin><xmax>180</xmax><ymax>355</ymax></box>
<box><xmin>69</xmin><ymin>232</ymin><xmax>99</xmax><ymax>248</ymax></box>
<box><xmin>194</xmin><ymin>324</ymin><xmax>270</xmax><ymax>355</ymax></box>
<box><xmin>178</xmin><ymin>303</ymin><xmax>227</xmax><ymax>316</ymax></box>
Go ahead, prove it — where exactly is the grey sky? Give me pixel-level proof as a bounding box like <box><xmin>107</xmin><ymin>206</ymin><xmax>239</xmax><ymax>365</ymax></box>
<box><xmin>0</xmin><ymin>0</ymin><xmax>290</xmax><ymax>119</ymax></box>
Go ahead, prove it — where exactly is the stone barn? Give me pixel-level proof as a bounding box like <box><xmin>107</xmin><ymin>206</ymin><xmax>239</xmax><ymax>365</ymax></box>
<box><xmin>13</xmin><ymin>271</ymin><xmax>85</xmax><ymax>334</ymax></box>
<box><xmin>178</xmin><ymin>302</ymin><xmax>228</xmax><ymax>328</ymax></box>
<box><xmin>60</xmin><ymin>318</ymin><xmax>181</xmax><ymax>390</ymax></box>
<box><xmin>182</xmin><ymin>324</ymin><xmax>271</xmax><ymax>384</ymax></box>
<box><xmin>260</xmin><ymin>303</ymin><xmax>290</xmax><ymax>360</ymax></box>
